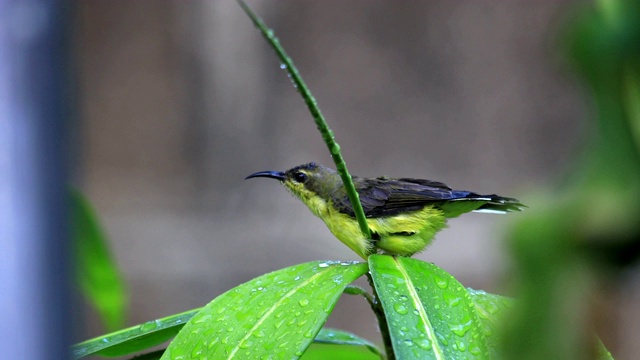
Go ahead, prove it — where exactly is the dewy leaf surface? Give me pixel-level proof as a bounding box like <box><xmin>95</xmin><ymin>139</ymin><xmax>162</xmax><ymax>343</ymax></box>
<box><xmin>369</xmin><ymin>255</ymin><xmax>489</xmax><ymax>360</ymax></box>
<box><xmin>160</xmin><ymin>261</ymin><xmax>367</xmax><ymax>360</ymax></box>
<box><xmin>71</xmin><ymin>308</ymin><xmax>199</xmax><ymax>359</ymax></box>
<box><xmin>467</xmin><ymin>289</ymin><xmax>512</xmax><ymax>358</ymax></box>
<box><xmin>72</xmin><ymin>317</ymin><xmax>379</xmax><ymax>359</ymax></box>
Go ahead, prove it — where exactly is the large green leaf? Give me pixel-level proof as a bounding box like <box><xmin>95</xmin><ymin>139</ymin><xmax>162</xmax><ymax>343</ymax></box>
<box><xmin>369</xmin><ymin>255</ymin><xmax>489</xmax><ymax>359</ymax></box>
<box><xmin>72</xmin><ymin>190</ymin><xmax>127</xmax><ymax>331</ymax></box>
<box><xmin>160</xmin><ymin>261</ymin><xmax>367</xmax><ymax>360</ymax></box>
<box><xmin>467</xmin><ymin>289</ymin><xmax>511</xmax><ymax>358</ymax></box>
<box><xmin>71</xmin><ymin>308</ymin><xmax>199</xmax><ymax>358</ymax></box>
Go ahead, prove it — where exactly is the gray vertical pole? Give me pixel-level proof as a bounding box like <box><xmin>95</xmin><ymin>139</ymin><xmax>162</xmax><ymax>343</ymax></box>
<box><xmin>0</xmin><ymin>1</ymin><xmax>72</xmax><ymax>359</ymax></box>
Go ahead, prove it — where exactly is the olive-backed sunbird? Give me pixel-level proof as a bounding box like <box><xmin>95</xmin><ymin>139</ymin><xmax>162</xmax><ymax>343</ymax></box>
<box><xmin>246</xmin><ymin>162</ymin><xmax>524</xmax><ymax>259</ymax></box>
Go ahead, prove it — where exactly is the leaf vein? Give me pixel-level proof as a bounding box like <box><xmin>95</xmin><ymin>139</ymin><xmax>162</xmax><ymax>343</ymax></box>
<box><xmin>227</xmin><ymin>266</ymin><xmax>333</xmax><ymax>359</ymax></box>
<box><xmin>394</xmin><ymin>258</ymin><xmax>445</xmax><ymax>360</ymax></box>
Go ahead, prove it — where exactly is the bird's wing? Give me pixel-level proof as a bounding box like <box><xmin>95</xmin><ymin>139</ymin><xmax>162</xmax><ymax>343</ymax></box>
<box><xmin>395</xmin><ymin>178</ymin><xmax>452</xmax><ymax>190</ymax></box>
<box><xmin>332</xmin><ymin>177</ymin><xmax>476</xmax><ymax>218</ymax></box>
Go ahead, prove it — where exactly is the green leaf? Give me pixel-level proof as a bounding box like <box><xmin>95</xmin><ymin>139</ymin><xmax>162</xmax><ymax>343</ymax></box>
<box><xmin>72</xmin><ymin>315</ymin><xmax>379</xmax><ymax>359</ymax></box>
<box><xmin>343</xmin><ymin>284</ymin><xmax>369</xmax><ymax>296</ymax></box>
<box><xmin>300</xmin><ymin>343</ymin><xmax>381</xmax><ymax>360</ymax></box>
<box><xmin>597</xmin><ymin>340</ymin><xmax>615</xmax><ymax>360</ymax></box>
<box><xmin>160</xmin><ymin>261</ymin><xmax>367</xmax><ymax>359</ymax></box>
<box><xmin>467</xmin><ymin>289</ymin><xmax>512</xmax><ymax>358</ymax></box>
<box><xmin>71</xmin><ymin>308</ymin><xmax>199</xmax><ymax>359</ymax></box>
<box><xmin>467</xmin><ymin>290</ymin><xmax>616</xmax><ymax>360</ymax></box>
<box><xmin>72</xmin><ymin>190</ymin><xmax>127</xmax><ymax>331</ymax></box>
<box><xmin>313</xmin><ymin>328</ymin><xmax>382</xmax><ymax>357</ymax></box>
<box><xmin>369</xmin><ymin>255</ymin><xmax>489</xmax><ymax>359</ymax></box>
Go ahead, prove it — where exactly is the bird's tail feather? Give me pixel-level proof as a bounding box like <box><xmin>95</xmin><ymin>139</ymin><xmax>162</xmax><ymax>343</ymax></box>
<box><xmin>441</xmin><ymin>193</ymin><xmax>525</xmax><ymax>218</ymax></box>
<box><xmin>473</xmin><ymin>195</ymin><xmax>525</xmax><ymax>214</ymax></box>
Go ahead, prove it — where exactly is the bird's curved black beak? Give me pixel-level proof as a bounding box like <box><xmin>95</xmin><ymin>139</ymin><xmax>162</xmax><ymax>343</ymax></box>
<box><xmin>245</xmin><ymin>170</ymin><xmax>286</xmax><ymax>181</ymax></box>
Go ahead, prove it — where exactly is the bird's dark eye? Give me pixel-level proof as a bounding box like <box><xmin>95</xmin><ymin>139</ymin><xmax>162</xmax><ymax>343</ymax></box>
<box><xmin>293</xmin><ymin>172</ymin><xmax>308</xmax><ymax>183</ymax></box>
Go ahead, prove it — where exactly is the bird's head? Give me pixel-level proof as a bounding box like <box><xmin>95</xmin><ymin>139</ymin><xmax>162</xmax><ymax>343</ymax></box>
<box><xmin>245</xmin><ymin>162</ymin><xmax>341</xmax><ymax>205</ymax></box>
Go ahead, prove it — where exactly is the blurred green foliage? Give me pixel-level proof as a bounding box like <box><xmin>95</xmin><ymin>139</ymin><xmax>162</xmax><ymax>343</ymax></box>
<box><xmin>502</xmin><ymin>0</ymin><xmax>640</xmax><ymax>358</ymax></box>
<box><xmin>73</xmin><ymin>190</ymin><xmax>128</xmax><ymax>331</ymax></box>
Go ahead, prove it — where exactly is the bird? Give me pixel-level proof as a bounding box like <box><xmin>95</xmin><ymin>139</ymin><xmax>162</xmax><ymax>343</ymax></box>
<box><xmin>246</xmin><ymin>162</ymin><xmax>524</xmax><ymax>259</ymax></box>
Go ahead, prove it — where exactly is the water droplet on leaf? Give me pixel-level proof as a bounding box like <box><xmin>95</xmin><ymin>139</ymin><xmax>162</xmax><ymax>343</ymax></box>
<box><xmin>434</xmin><ymin>275</ymin><xmax>449</xmax><ymax>289</ymax></box>
<box><xmin>415</xmin><ymin>338</ymin><xmax>432</xmax><ymax>350</ymax></box>
<box><xmin>450</xmin><ymin>320</ymin><xmax>473</xmax><ymax>337</ymax></box>
<box><xmin>140</xmin><ymin>320</ymin><xmax>159</xmax><ymax>331</ymax></box>
<box><xmin>239</xmin><ymin>340</ymin><xmax>253</xmax><ymax>349</ymax></box>
<box><xmin>393</xmin><ymin>303</ymin><xmax>409</xmax><ymax>315</ymax></box>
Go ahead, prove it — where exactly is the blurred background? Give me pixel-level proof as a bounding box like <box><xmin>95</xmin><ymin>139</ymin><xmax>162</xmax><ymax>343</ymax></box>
<box><xmin>70</xmin><ymin>0</ymin><xmax>639</xmax><ymax>358</ymax></box>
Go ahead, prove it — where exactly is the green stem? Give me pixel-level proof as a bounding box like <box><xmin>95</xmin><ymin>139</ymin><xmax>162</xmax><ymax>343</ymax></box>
<box><xmin>366</xmin><ymin>272</ymin><xmax>395</xmax><ymax>360</ymax></box>
<box><xmin>237</xmin><ymin>0</ymin><xmax>372</xmax><ymax>242</ymax></box>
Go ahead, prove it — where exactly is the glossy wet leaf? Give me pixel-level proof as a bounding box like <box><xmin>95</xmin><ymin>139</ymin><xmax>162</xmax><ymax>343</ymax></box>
<box><xmin>467</xmin><ymin>289</ymin><xmax>512</xmax><ymax>358</ymax></box>
<box><xmin>369</xmin><ymin>255</ymin><xmax>489</xmax><ymax>359</ymax></box>
<box><xmin>72</xmin><ymin>190</ymin><xmax>127</xmax><ymax>331</ymax></box>
<box><xmin>160</xmin><ymin>261</ymin><xmax>367</xmax><ymax>360</ymax></box>
<box><xmin>71</xmin><ymin>308</ymin><xmax>199</xmax><ymax>359</ymax></box>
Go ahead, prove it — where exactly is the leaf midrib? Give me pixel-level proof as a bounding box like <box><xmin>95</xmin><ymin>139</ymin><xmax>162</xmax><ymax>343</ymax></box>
<box><xmin>394</xmin><ymin>258</ymin><xmax>445</xmax><ymax>360</ymax></box>
<box><xmin>226</xmin><ymin>266</ymin><xmax>334</xmax><ymax>359</ymax></box>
